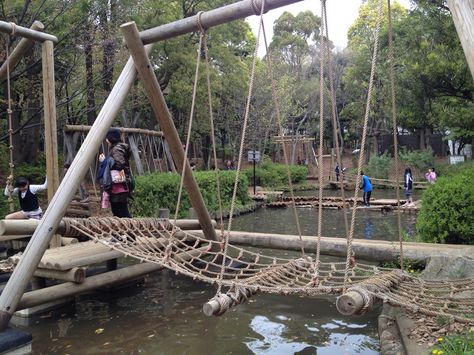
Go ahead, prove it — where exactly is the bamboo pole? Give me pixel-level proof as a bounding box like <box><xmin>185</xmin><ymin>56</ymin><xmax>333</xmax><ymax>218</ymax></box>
<box><xmin>0</xmin><ymin>21</ymin><xmax>57</xmax><ymax>43</ymax></box>
<box><xmin>121</xmin><ymin>22</ymin><xmax>219</xmax><ymax>246</ymax></box>
<box><xmin>0</xmin><ymin>49</ymin><xmax>152</xmax><ymax>330</ymax></box>
<box><xmin>64</xmin><ymin>125</ymin><xmax>163</xmax><ymax>137</ymax></box>
<box><xmin>0</xmin><ymin>21</ymin><xmax>44</xmax><ymax>82</ymax></box>
<box><xmin>448</xmin><ymin>0</ymin><xmax>474</xmax><ymax>79</ymax></box>
<box><xmin>139</xmin><ymin>0</ymin><xmax>303</xmax><ymax>45</ymax></box>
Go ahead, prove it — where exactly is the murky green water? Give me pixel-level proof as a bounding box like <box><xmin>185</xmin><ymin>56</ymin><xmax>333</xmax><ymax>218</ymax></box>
<box><xmin>18</xmin><ymin>190</ymin><xmax>415</xmax><ymax>354</ymax></box>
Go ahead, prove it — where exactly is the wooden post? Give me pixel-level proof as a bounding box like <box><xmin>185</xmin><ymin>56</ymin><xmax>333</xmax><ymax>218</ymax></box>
<box><xmin>0</xmin><ymin>21</ymin><xmax>44</xmax><ymax>82</ymax></box>
<box><xmin>448</xmin><ymin>0</ymin><xmax>474</xmax><ymax>79</ymax></box>
<box><xmin>0</xmin><ymin>50</ymin><xmax>152</xmax><ymax>330</ymax></box>
<box><xmin>163</xmin><ymin>140</ymin><xmax>177</xmax><ymax>172</ymax></box>
<box><xmin>121</xmin><ymin>22</ymin><xmax>218</xmax><ymax>245</ymax></box>
<box><xmin>42</xmin><ymin>40</ymin><xmax>60</xmax><ymax>249</ymax></box>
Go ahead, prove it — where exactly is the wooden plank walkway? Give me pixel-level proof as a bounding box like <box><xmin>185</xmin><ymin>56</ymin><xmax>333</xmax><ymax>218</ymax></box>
<box><xmin>9</xmin><ymin>241</ymin><xmax>123</xmax><ymax>271</ymax></box>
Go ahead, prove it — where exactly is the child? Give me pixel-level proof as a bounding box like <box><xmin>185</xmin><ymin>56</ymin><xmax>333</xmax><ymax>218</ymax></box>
<box><xmin>4</xmin><ymin>176</ymin><xmax>47</xmax><ymax>219</ymax></box>
<box><xmin>425</xmin><ymin>167</ymin><xmax>437</xmax><ymax>184</ymax></box>
<box><xmin>360</xmin><ymin>171</ymin><xmax>372</xmax><ymax>207</ymax></box>
<box><xmin>403</xmin><ymin>167</ymin><xmax>414</xmax><ymax>206</ymax></box>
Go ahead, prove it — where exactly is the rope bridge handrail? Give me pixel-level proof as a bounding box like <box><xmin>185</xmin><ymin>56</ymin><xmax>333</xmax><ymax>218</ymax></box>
<box><xmin>61</xmin><ymin>217</ymin><xmax>474</xmax><ymax>323</ymax></box>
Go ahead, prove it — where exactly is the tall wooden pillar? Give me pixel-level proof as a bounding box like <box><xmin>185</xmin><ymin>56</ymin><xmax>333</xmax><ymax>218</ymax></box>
<box><xmin>42</xmin><ymin>40</ymin><xmax>60</xmax><ymax>248</ymax></box>
<box><xmin>448</xmin><ymin>0</ymin><xmax>474</xmax><ymax>79</ymax></box>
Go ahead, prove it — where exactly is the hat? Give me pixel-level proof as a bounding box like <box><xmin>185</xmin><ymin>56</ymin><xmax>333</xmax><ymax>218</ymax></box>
<box><xmin>106</xmin><ymin>128</ymin><xmax>121</xmax><ymax>144</ymax></box>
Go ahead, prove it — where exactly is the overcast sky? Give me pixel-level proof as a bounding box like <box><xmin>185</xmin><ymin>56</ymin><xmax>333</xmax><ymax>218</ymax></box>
<box><xmin>246</xmin><ymin>0</ymin><xmax>411</xmax><ymax>55</ymax></box>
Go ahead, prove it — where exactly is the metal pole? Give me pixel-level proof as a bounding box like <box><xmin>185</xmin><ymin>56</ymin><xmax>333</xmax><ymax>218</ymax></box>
<box><xmin>0</xmin><ymin>49</ymin><xmax>151</xmax><ymax>330</ymax></box>
<box><xmin>0</xmin><ymin>21</ymin><xmax>57</xmax><ymax>43</ymax></box>
<box><xmin>140</xmin><ymin>0</ymin><xmax>303</xmax><ymax>44</ymax></box>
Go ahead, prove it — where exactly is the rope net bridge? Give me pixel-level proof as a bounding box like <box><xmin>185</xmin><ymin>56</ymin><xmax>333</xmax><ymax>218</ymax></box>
<box><xmin>58</xmin><ymin>217</ymin><xmax>474</xmax><ymax>323</ymax></box>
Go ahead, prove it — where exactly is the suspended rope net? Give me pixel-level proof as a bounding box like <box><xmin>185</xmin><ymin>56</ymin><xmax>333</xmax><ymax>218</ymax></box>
<box><xmin>63</xmin><ymin>217</ymin><xmax>474</xmax><ymax>323</ymax></box>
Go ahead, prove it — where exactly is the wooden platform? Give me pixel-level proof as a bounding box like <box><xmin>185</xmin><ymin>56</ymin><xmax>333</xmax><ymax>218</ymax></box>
<box><xmin>9</xmin><ymin>241</ymin><xmax>123</xmax><ymax>271</ymax></box>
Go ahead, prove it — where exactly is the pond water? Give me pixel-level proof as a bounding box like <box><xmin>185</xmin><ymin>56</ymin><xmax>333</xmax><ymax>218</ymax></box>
<box><xmin>19</xmin><ymin>190</ymin><xmax>416</xmax><ymax>354</ymax></box>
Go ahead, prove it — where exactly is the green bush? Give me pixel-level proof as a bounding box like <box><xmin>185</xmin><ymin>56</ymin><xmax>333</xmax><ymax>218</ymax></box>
<box><xmin>416</xmin><ymin>168</ymin><xmax>474</xmax><ymax>244</ymax></box>
<box><xmin>399</xmin><ymin>148</ymin><xmax>434</xmax><ymax>172</ymax></box>
<box><xmin>131</xmin><ymin>170</ymin><xmax>249</xmax><ymax>217</ymax></box>
<box><xmin>243</xmin><ymin>162</ymin><xmax>307</xmax><ymax>187</ymax></box>
<box><xmin>366</xmin><ymin>151</ymin><xmax>392</xmax><ymax>179</ymax></box>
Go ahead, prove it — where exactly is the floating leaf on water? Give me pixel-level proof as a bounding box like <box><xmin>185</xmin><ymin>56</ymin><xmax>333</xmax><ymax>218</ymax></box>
<box><xmin>103</xmin><ymin>342</ymin><xmax>110</xmax><ymax>346</ymax></box>
<box><xmin>148</xmin><ymin>334</ymin><xmax>155</xmax><ymax>338</ymax></box>
<box><xmin>95</xmin><ymin>328</ymin><xmax>104</xmax><ymax>334</ymax></box>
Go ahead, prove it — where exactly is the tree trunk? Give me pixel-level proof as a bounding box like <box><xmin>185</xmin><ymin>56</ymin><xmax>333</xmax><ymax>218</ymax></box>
<box><xmin>201</xmin><ymin>134</ymin><xmax>211</xmax><ymax>170</ymax></box>
<box><xmin>100</xmin><ymin>1</ymin><xmax>115</xmax><ymax>95</ymax></box>
<box><xmin>85</xmin><ymin>27</ymin><xmax>96</xmax><ymax>126</ymax></box>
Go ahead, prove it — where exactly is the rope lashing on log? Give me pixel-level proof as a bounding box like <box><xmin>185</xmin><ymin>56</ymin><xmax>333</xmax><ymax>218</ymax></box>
<box><xmin>203</xmin><ymin>286</ymin><xmax>257</xmax><ymax>316</ymax></box>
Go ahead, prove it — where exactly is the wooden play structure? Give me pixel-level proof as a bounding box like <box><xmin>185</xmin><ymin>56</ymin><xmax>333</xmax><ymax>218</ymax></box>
<box><xmin>0</xmin><ymin>0</ymin><xmax>472</xmax><ymax>344</ymax></box>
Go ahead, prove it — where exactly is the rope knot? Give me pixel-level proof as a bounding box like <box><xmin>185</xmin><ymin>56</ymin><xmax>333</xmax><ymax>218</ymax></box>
<box><xmin>196</xmin><ymin>11</ymin><xmax>206</xmax><ymax>34</ymax></box>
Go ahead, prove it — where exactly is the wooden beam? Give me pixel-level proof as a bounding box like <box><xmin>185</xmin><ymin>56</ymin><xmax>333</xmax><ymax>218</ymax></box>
<box><xmin>448</xmin><ymin>0</ymin><xmax>474</xmax><ymax>79</ymax></box>
<box><xmin>33</xmin><ymin>267</ymin><xmax>85</xmax><ymax>284</ymax></box>
<box><xmin>0</xmin><ymin>21</ymin><xmax>44</xmax><ymax>82</ymax></box>
<box><xmin>139</xmin><ymin>0</ymin><xmax>303</xmax><ymax>45</ymax></box>
<box><xmin>64</xmin><ymin>125</ymin><xmax>163</xmax><ymax>137</ymax></box>
<box><xmin>0</xmin><ymin>21</ymin><xmax>57</xmax><ymax>43</ymax></box>
<box><xmin>121</xmin><ymin>22</ymin><xmax>219</xmax><ymax>246</ymax></box>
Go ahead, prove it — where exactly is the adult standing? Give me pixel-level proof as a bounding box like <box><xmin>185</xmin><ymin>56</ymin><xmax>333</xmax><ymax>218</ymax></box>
<box><xmin>360</xmin><ymin>171</ymin><xmax>372</xmax><ymax>207</ymax></box>
<box><xmin>102</xmin><ymin>128</ymin><xmax>133</xmax><ymax>218</ymax></box>
<box><xmin>403</xmin><ymin>167</ymin><xmax>414</xmax><ymax>206</ymax></box>
<box><xmin>4</xmin><ymin>176</ymin><xmax>47</xmax><ymax>219</ymax></box>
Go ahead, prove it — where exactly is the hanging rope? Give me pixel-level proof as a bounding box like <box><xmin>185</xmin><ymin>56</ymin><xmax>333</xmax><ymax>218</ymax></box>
<box><xmin>170</xmin><ymin>11</ymin><xmax>206</xmax><ymax>255</ymax></box>
<box><xmin>259</xmin><ymin>11</ymin><xmax>307</xmax><ymax>256</ymax></box>
<box><xmin>387</xmin><ymin>0</ymin><xmax>404</xmax><ymax>270</ymax></box>
<box><xmin>201</xmin><ymin>21</ymin><xmax>225</xmax><ymax>239</ymax></box>
<box><xmin>5</xmin><ymin>34</ymin><xmax>15</xmax><ymax>212</ymax></box>
<box><xmin>315</xmin><ymin>0</ymin><xmax>327</xmax><ymax>276</ymax></box>
<box><xmin>322</xmin><ymin>0</ymin><xmax>350</xmax><ymax>239</ymax></box>
<box><xmin>216</xmin><ymin>0</ymin><xmax>266</xmax><ymax>294</ymax></box>
<box><xmin>343</xmin><ymin>0</ymin><xmax>384</xmax><ymax>291</ymax></box>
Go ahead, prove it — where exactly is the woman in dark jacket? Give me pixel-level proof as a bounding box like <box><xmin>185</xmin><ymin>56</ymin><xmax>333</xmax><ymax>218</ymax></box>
<box><xmin>102</xmin><ymin>128</ymin><xmax>132</xmax><ymax>217</ymax></box>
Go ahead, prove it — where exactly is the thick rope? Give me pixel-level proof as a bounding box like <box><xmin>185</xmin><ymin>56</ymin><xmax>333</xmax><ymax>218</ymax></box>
<box><xmin>260</xmin><ymin>14</ymin><xmax>306</xmax><ymax>256</ymax></box>
<box><xmin>5</xmin><ymin>35</ymin><xmax>15</xmax><ymax>212</ymax></box>
<box><xmin>343</xmin><ymin>0</ymin><xmax>384</xmax><ymax>291</ymax></box>
<box><xmin>322</xmin><ymin>0</ymin><xmax>350</xmax><ymax>238</ymax></box>
<box><xmin>172</xmin><ymin>25</ymin><xmax>205</xmax><ymax>225</ymax></box>
<box><xmin>315</xmin><ymin>0</ymin><xmax>327</xmax><ymax>276</ymax></box>
<box><xmin>202</xmin><ymin>26</ymin><xmax>225</xmax><ymax>238</ymax></box>
<box><xmin>216</xmin><ymin>0</ymin><xmax>266</xmax><ymax>294</ymax></box>
<box><xmin>387</xmin><ymin>0</ymin><xmax>404</xmax><ymax>270</ymax></box>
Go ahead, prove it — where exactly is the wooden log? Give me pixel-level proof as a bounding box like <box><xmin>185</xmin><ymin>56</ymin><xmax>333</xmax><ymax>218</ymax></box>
<box><xmin>63</xmin><ymin>125</ymin><xmax>163</xmax><ymax>137</ymax></box>
<box><xmin>448</xmin><ymin>0</ymin><xmax>474</xmax><ymax>79</ymax></box>
<box><xmin>0</xmin><ymin>218</ymin><xmax>215</xmax><ymax>236</ymax></box>
<box><xmin>121</xmin><ymin>22</ymin><xmax>218</xmax><ymax>247</ymax></box>
<box><xmin>0</xmin><ymin>235</ymin><xmax>30</xmax><ymax>241</ymax></box>
<box><xmin>33</xmin><ymin>267</ymin><xmax>85</xmax><ymax>283</ymax></box>
<box><xmin>60</xmin><ymin>237</ymin><xmax>78</xmax><ymax>246</ymax></box>
<box><xmin>0</xmin><ymin>21</ymin><xmax>44</xmax><ymax>82</ymax></box>
<box><xmin>0</xmin><ymin>21</ymin><xmax>57</xmax><ymax>43</ymax></box>
<box><xmin>17</xmin><ymin>245</ymin><xmax>209</xmax><ymax>310</ymax></box>
<box><xmin>139</xmin><ymin>0</ymin><xmax>303</xmax><ymax>45</ymax></box>
<box><xmin>336</xmin><ymin>291</ymin><xmax>365</xmax><ymax>316</ymax></box>
<box><xmin>200</xmin><ymin>230</ymin><xmax>474</xmax><ymax>262</ymax></box>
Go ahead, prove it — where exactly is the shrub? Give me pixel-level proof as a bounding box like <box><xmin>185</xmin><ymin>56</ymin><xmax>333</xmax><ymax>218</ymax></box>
<box><xmin>243</xmin><ymin>162</ymin><xmax>307</xmax><ymax>187</ymax></box>
<box><xmin>416</xmin><ymin>168</ymin><xmax>474</xmax><ymax>244</ymax></box>
<box><xmin>131</xmin><ymin>170</ymin><xmax>249</xmax><ymax>217</ymax></box>
<box><xmin>399</xmin><ymin>148</ymin><xmax>434</xmax><ymax>172</ymax></box>
<box><xmin>365</xmin><ymin>151</ymin><xmax>392</xmax><ymax>179</ymax></box>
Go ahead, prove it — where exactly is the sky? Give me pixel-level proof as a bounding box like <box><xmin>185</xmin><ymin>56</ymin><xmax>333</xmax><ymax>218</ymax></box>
<box><xmin>246</xmin><ymin>0</ymin><xmax>411</xmax><ymax>55</ymax></box>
